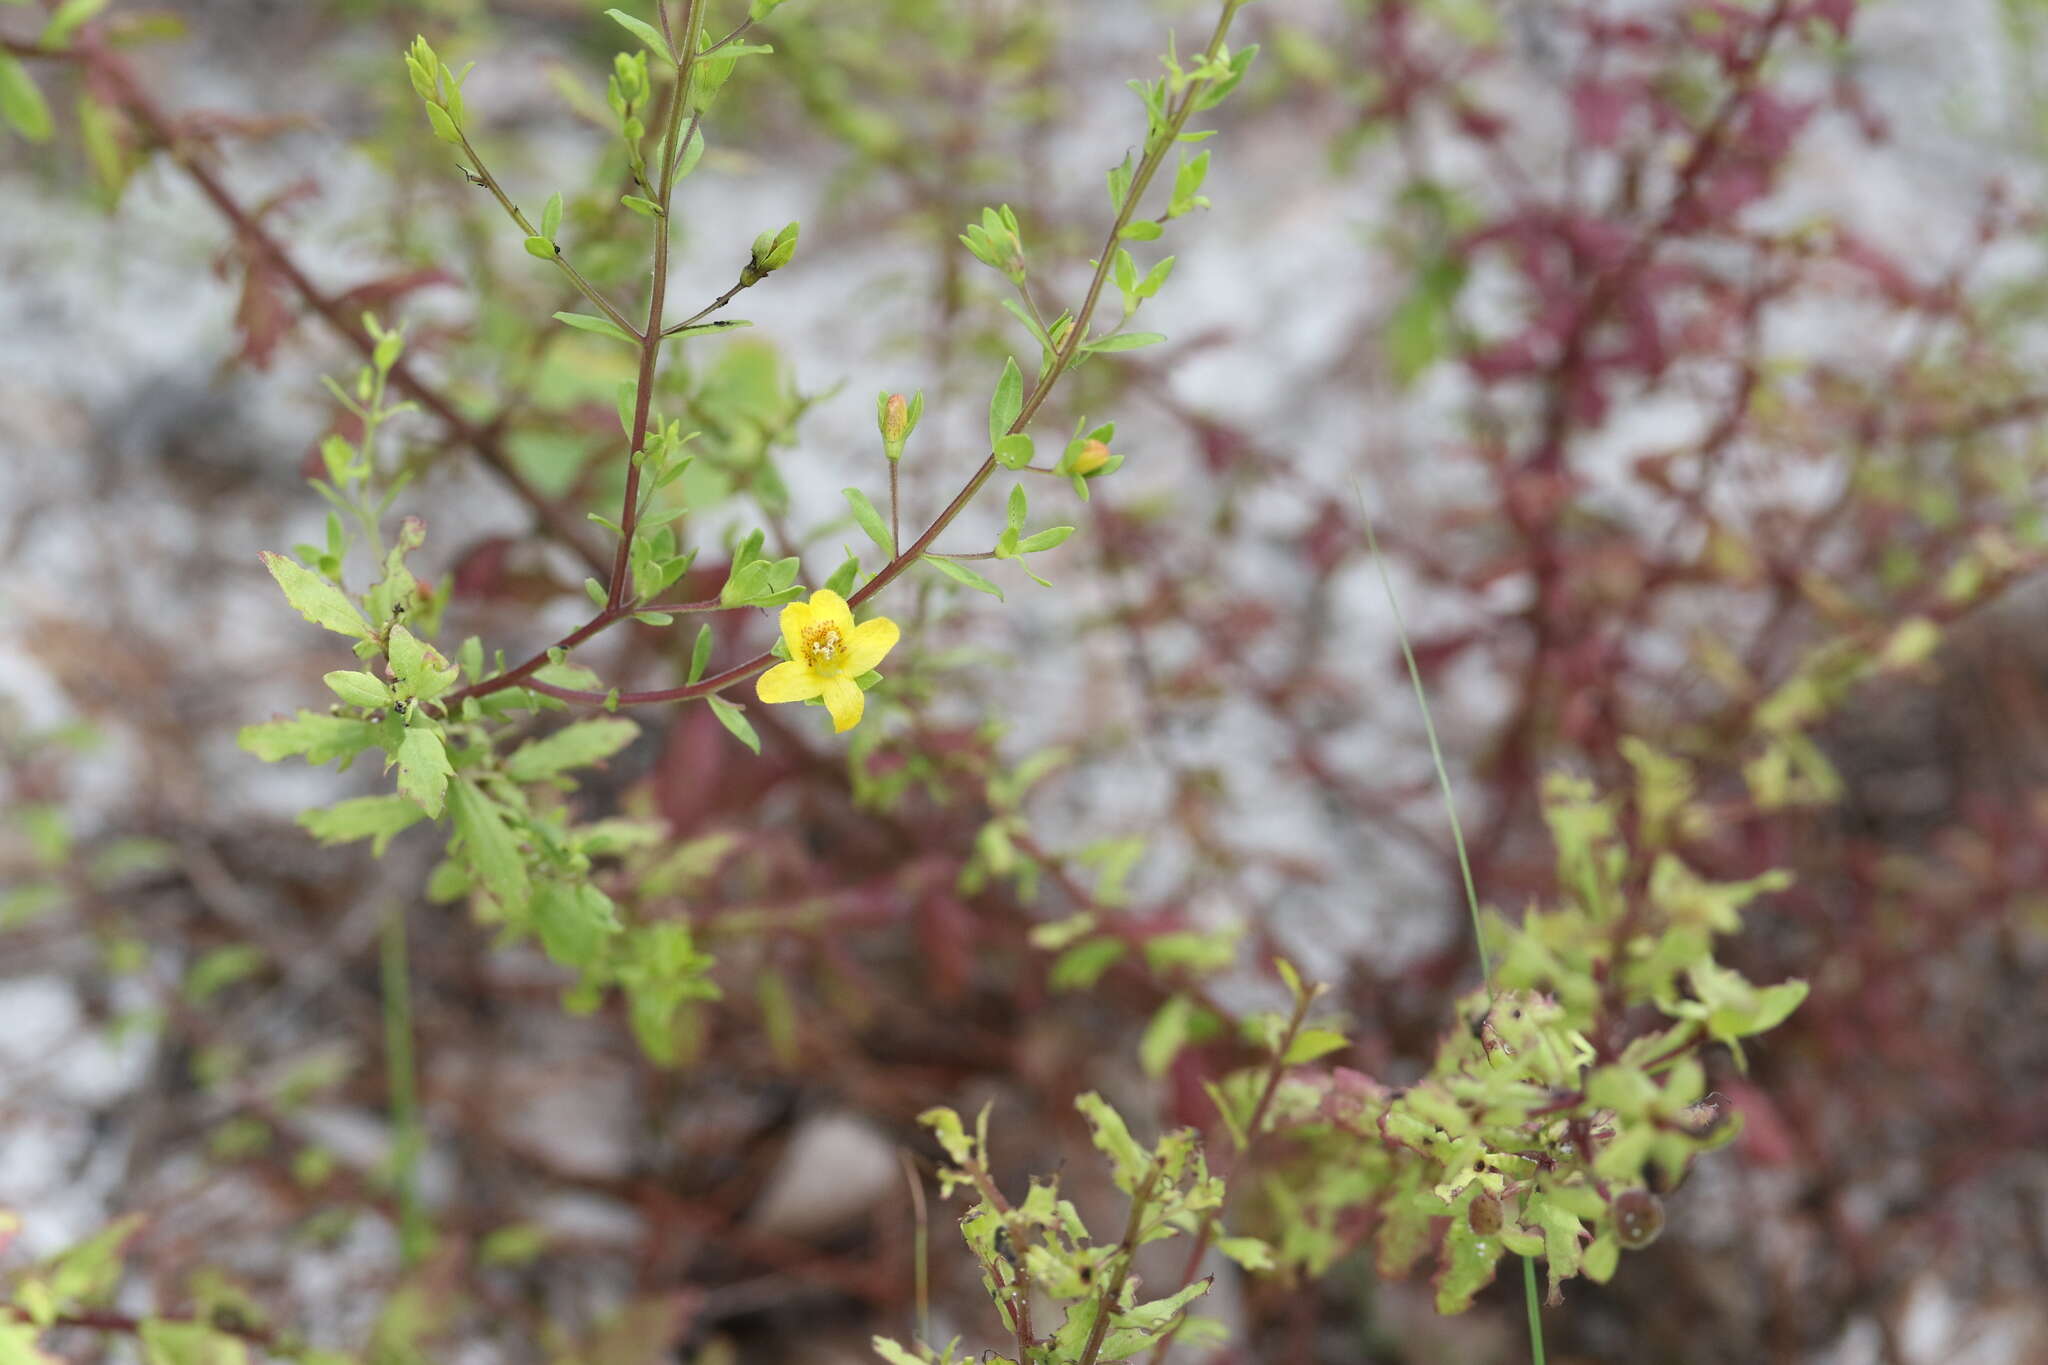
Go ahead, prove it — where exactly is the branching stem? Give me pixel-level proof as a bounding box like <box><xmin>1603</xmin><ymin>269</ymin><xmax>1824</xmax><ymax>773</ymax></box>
<box><xmin>442</xmin><ymin>0</ymin><xmax>1249</xmax><ymax>712</ymax></box>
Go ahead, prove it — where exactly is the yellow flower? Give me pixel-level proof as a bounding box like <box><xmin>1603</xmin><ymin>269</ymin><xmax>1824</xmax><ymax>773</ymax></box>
<box><xmin>755</xmin><ymin>589</ymin><xmax>900</xmax><ymax>733</ymax></box>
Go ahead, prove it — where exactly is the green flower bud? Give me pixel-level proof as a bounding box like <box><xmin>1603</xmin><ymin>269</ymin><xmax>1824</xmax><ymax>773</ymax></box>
<box><xmin>1073</xmin><ymin>438</ymin><xmax>1113</xmax><ymax>476</ymax></box>
<box><xmin>741</xmin><ymin>221</ymin><xmax>801</xmax><ymax>286</ymax></box>
<box><xmin>881</xmin><ymin>393</ymin><xmax>909</xmax><ymax>459</ymax></box>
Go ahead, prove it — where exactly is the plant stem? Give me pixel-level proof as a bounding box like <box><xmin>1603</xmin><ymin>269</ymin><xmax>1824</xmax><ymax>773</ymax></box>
<box><xmin>451</xmin><ymin>0</ymin><xmax>1250</xmax><ymax>712</ymax></box>
<box><xmin>1076</xmin><ymin>1167</ymin><xmax>1163</xmax><ymax>1365</ymax></box>
<box><xmin>1524</xmin><ymin>1254</ymin><xmax>1547</xmax><ymax>1365</ymax></box>
<box><xmin>1363</xmin><ymin>481</ymin><xmax>1552</xmax><ymax>1356</ymax></box>
<box><xmin>454</xmin><ymin>130</ymin><xmax>640</xmax><ymax>337</ymax></box>
<box><xmin>0</xmin><ymin>1310</ymin><xmax>277</xmax><ymax>1350</ymax></box>
<box><xmin>888</xmin><ymin>457</ymin><xmax>902</xmax><ymax>557</ymax></box>
<box><xmin>380</xmin><ymin>905</ymin><xmax>430</xmax><ymax>1267</ymax></box>
<box><xmin>897</xmin><ymin>1151</ymin><xmax>931</xmax><ymax>1346</ymax></box>
<box><xmin>664</xmin><ymin>267</ymin><xmax>748</xmax><ymax>335</ymax></box>
<box><xmin>1146</xmin><ymin>986</ymin><xmax>1315</xmax><ymax>1364</ymax></box>
<box><xmin>608</xmin><ymin>0</ymin><xmax>705</xmax><ymax>611</ymax></box>
<box><xmin>1359</xmin><ymin>489</ymin><xmax>1493</xmax><ymax>985</ymax></box>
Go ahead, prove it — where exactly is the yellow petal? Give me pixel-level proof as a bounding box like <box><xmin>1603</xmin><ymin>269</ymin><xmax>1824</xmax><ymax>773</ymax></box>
<box><xmin>842</xmin><ymin>616</ymin><xmax>901</xmax><ymax>677</ymax></box>
<box><xmin>756</xmin><ymin>660</ymin><xmax>824</xmax><ymax>704</ymax></box>
<box><xmin>808</xmin><ymin>588</ymin><xmax>856</xmax><ymax>638</ymax></box>
<box><xmin>777</xmin><ymin>599</ymin><xmax>814</xmax><ymax>663</ymax></box>
<box><xmin>821</xmin><ymin>675</ymin><xmax>865</xmax><ymax>733</ymax></box>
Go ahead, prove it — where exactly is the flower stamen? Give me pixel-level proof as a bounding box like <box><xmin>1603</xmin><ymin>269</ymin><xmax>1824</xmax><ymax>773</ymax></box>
<box><xmin>802</xmin><ymin>623</ymin><xmax>844</xmax><ymax>669</ymax></box>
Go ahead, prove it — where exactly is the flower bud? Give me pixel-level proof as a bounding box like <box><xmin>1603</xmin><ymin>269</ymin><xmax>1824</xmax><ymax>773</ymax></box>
<box><xmin>742</xmin><ymin>221</ymin><xmax>800</xmax><ymax>286</ymax></box>
<box><xmin>882</xmin><ymin>393</ymin><xmax>909</xmax><ymax>457</ymax></box>
<box><xmin>876</xmin><ymin>389</ymin><xmax>923</xmax><ymax>461</ymax></box>
<box><xmin>1073</xmin><ymin>439</ymin><xmax>1113</xmax><ymax>477</ymax></box>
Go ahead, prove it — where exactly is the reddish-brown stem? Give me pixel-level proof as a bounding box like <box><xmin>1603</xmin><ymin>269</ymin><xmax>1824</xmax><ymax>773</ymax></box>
<box><xmin>3</xmin><ymin>1308</ymin><xmax>278</xmax><ymax>1351</ymax></box>
<box><xmin>1076</xmin><ymin>1166</ymin><xmax>1166</xmax><ymax>1365</ymax></box>
<box><xmin>607</xmin><ymin>3</ymin><xmax>704</xmax><ymax>610</ymax></box>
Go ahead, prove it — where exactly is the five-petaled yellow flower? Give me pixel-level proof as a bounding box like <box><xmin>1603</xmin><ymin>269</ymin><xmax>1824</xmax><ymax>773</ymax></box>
<box><xmin>755</xmin><ymin>589</ymin><xmax>900</xmax><ymax>733</ymax></box>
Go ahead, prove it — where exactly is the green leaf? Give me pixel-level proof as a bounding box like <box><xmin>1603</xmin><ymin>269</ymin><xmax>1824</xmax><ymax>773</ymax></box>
<box><xmin>523</xmin><ymin>234</ymin><xmax>558</xmax><ymax>260</ymax></box>
<box><xmin>183</xmin><ymin>944</ymin><xmax>265</xmax><ymax>1004</ymax></box>
<box><xmin>540</xmin><ymin>190</ymin><xmax>563</xmax><ymax>239</ymax></box>
<box><xmin>532</xmin><ymin>881</ymin><xmax>621</xmax><ymax>970</ymax></box>
<box><xmin>869</xmin><ymin>1340</ymin><xmax>923</xmax><ymax>1365</ymax></box>
<box><xmin>1050</xmin><ymin>937</ymin><xmax>1125</xmax><ymax>991</ymax></box>
<box><xmin>687</xmin><ymin>624</ymin><xmax>713</xmax><ymax>683</ymax></box>
<box><xmin>918</xmin><ymin>1106</ymin><xmax>974</xmax><ymax>1167</ymax></box>
<box><xmin>477</xmin><ymin>1223</ymin><xmax>550</xmax><ymax>1268</ymax></box>
<box><xmin>40</xmin><ymin>0</ymin><xmax>108</xmax><ymax>45</ymax></box>
<box><xmin>323</xmin><ymin>670</ymin><xmax>393</xmax><ymax>709</ymax></box>
<box><xmin>0</xmin><ymin>1319</ymin><xmax>60</xmax><ymax>1365</ymax></box>
<box><xmin>924</xmin><ymin>555</ymin><xmax>1003</xmax><ymax>601</ymax></box>
<box><xmin>1432</xmin><ymin>1215</ymin><xmax>1508</xmax><ymax>1314</ymax></box>
<box><xmin>552</xmin><ymin>310</ymin><xmax>637</xmax><ymax>344</ymax></box>
<box><xmin>1139</xmin><ymin>993</ymin><xmax>1198</xmax><ymax>1078</ymax></box>
<box><xmin>1386</xmin><ymin>256</ymin><xmax>1467</xmax><ymax>385</ymax></box>
<box><xmin>1000</xmin><ymin>297</ymin><xmax>1051</xmax><ymax>349</ymax></box>
<box><xmin>423</xmin><ymin>102</ymin><xmax>461</xmax><ymax>144</ymax></box>
<box><xmin>239</xmin><ymin>712</ymin><xmax>379</xmax><ymax>766</ymax></box>
<box><xmin>386</xmin><ymin>625</ymin><xmax>457</xmax><ymax>702</ymax></box>
<box><xmin>449</xmin><ymin>780</ymin><xmax>529</xmax><ymax>913</ymax></box>
<box><xmin>1085</xmin><ymin>331</ymin><xmax>1167</xmax><ymax>353</ymax></box>
<box><xmin>823</xmin><ymin>551</ymin><xmax>860</xmax><ymax>599</ymax></box>
<box><xmin>1074</xmin><ymin>1092</ymin><xmax>1149</xmax><ymax>1193</ymax></box>
<box><xmin>298</xmin><ymin>795</ymin><xmax>427</xmax><ymax>856</ymax></box>
<box><xmin>1138</xmin><ymin>255</ymin><xmax>1177</xmax><ymax>298</ymax></box>
<box><xmin>392</xmin><ymin>727</ymin><xmax>452</xmax><ymax>818</ymax></box>
<box><xmin>706</xmin><ymin>696</ymin><xmax>760</xmax><ymax>754</ymax></box>
<box><xmin>77</xmin><ymin>92</ymin><xmax>132</xmax><ymax>202</ymax></box>
<box><xmin>1284</xmin><ymin>1027</ymin><xmax>1349</xmax><ymax>1065</ymax></box>
<box><xmin>260</xmin><ymin>552</ymin><xmax>373</xmax><ymax>640</ymax></box>
<box><xmin>1118</xmin><ymin>219</ymin><xmax>1164</xmax><ymax>241</ymax></box>
<box><xmin>34</xmin><ymin>1213</ymin><xmax>142</xmax><ymax>1313</ymax></box>
<box><xmin>1107</xmin><ymin>152</ymin><xmax>1134</xmax><ymax>213</ymax></box>
<box><xmin>1215</xmin><ymin>1236</ymin><xmax>1277</xmax><ymax>1271</ymax></box>
<box><xmin>0</xmin><ymin>57</ymin><xmax>52</xmax><ymax>142</ymax></box>
<box><xmin>618</xmin><ymin>921</ymin><xmax>719</xmax><ymax>1064</ymax></box>
<box><xmin>138</xmin><ymin>1320</ymin><xmax>249</xmax><ymax>1365</ymax></box>
<box><xmin>1095</xmin><ymin>1280</ymin><xmax>1212</xmax><ymax>1360</ymax></box>
<box><xmin>604</xmin><ymin>8</ymin><xmax>674</xmax><ymax>63</ymax></box>
<box><xmin>842</xmin><ymin>487</ymin><xmax>893</xmax><ymax>554</ymax></box>
<box><xmin>1028</xmin><ymin>912</ymin><xmax>1096</xmax><ymax>951</ymax></box>
<box><xmin>988</xmin><ymin>354</ymin><xmax>1024</xmax><ymax>446</ymax></box>
<box><xmin>1015</xmin><ymin>526</ymin><xmax>1074</xmax><ymax>555</ymax></box>
<box><xmin>993</xmin><ymin>432</ymin><xmax>1034</xmax><ymax>470</ymax></box>
<box><xmin>672</xmin><ymin>122</ymin><xmax>705</xmax><ymax>180</ymax></box>
<box><xmin>503</xmin><ymin>717</ymin><xmax>640</xmax><ymax>782</ymax></box>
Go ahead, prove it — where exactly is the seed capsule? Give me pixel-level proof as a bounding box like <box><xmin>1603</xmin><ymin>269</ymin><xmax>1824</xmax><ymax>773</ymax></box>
<box><xmin>1612</xmin><ymin>1188</ymin><xmax>1665</xmax><ymax>1249</ymax></box>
